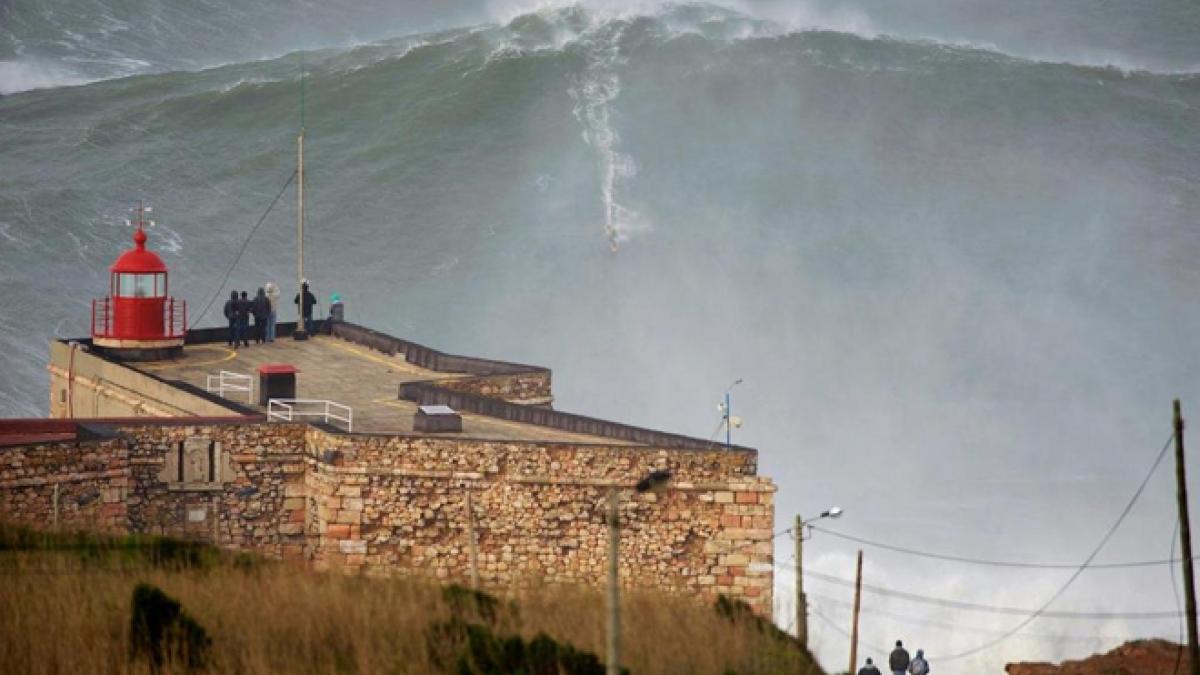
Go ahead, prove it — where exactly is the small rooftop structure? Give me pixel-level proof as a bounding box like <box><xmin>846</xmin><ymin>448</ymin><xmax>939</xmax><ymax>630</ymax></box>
<box><xmin>414</xmin><ymin>405</ymin><xmax>462</xmax><ymax>433</ymax></box>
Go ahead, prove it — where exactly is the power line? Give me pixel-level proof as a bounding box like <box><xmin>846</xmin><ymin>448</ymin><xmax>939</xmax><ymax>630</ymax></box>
<box><xmin>808</xmin><ymin>525</ymin><xmax>1197</xmax><ymax>570</ymax></box>
<box><xmin>935</xmin><ymin>431</ymin><xmax>1176</xmax><ymax>661</ymax></box>
<box><xmin>809</xmin><ymin>602</ymin><xmax>890</xmax><ymax>655</ymax></box>
<box><xmin>801</xmin><ymin>568</ymin><xmax>1180</xmax><ymax>619</ymax></box>
<box><xmin>188</xmin><ymin>169</ymin><xmax>297</xmax><ymax>329</ymax></box>
<box><xmin>807</xmin><ymin>590</ymin><xmax>1137</xmax><ymax>644</ymax></box>
<box><xmin>775</xmin><ymin>555</ymin><xmax>1181</xmax><ymax>620</ymax></box>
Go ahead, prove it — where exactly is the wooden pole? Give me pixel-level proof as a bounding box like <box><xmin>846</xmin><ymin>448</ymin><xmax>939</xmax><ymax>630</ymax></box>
<box><xmin>795</xmin><ymin>515</ymin><xmax>807</xmax><ymax>648</ymax></box>
<box><xmin>607</xmin><ymin>489</ymin><xmax>621</xmax><ymax>675</ymax></box>
<box><xmin>849</xmin><ymin>550</ymin><xmax>863</xmax><ymax>675</ymax></box>
<box><xmin>466</xmin><ymin>487</ymin><xmax>479</xmax><ymax>589</ymax></box>
<box><xmin>1174</xmin><ymin>399</ymin><xmax>1200</xmax><ymax>675</ymax></box>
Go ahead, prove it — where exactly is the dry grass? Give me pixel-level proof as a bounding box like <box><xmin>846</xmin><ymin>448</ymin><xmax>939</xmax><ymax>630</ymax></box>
<box><xmin>0</xmin><ymin>524</ymin><xmax>824</xmax><ymax>675</ymax></box>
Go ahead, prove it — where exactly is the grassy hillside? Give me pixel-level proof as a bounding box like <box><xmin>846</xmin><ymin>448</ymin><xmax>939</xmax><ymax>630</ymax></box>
<box><xmin>0</xmin><ymin>522</ymin><xmax>825</xmax><ymax>675</ymax></box>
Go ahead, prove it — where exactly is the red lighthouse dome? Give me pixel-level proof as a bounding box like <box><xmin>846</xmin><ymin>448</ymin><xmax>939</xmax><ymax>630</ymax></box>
<box><xmin>91</xmin><ymin>203</ymin><xmax>186</xmax><ymax>360</ymax></box>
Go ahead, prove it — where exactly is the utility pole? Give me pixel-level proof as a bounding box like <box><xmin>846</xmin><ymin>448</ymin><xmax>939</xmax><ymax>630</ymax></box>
<box><xmin>1175</xmin><ymin>399</ymin><xmax>1199</xmax><ymax>675</ymax></box>
<box><xmin>795</xmin><ymin>515</ymin><xmax>807</xmax><ymax>648</ymax></box>
<box><xmin>607</xmin><ymin>489</ymin><xmax>621</xmax><ymax>675</ymax></box>
<box><xmin>849</xmin><ymin>550</ymin><xmax>863</xmax><ymax>675</ymax></box>
<box><xmin>465</xmin><ymin>487</ymin><xmax>479</xmax><ymax>589</ymax></box>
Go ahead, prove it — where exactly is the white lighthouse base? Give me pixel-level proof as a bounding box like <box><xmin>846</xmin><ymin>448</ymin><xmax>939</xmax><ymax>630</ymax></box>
<box><xmin>92</xmin><ymin>336</ymin><xmax>185</xmax><ymax>361</ymax></box>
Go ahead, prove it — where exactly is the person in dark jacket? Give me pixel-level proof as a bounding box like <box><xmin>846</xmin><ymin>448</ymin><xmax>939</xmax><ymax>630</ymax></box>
<box><xmin>858</xmin><ymin>657</ymin><xmax>882</xmax><ymax>675</ymax></box>
<box><xmin>889</xmin><ymin>640</ymin><xmax>911</xmax><ymax>675</ymax></box>
<box><xmin>294</xmin><ymin>281</ymin><xmax>317</xmax><ymax>334</ymax></box>
<box><xmin>237</xmin><ymin>291</ymin><xmax>251</xmax><ymax>347</ymax></box>
<box><xmin>251</xmin><ymin>287</ymin><xmax>270</xmax><ymax>344</ymax></box>
<box><xmin>223</xmin><ymin>291</ymin><xmax>240</xmax><ymax>347</ymax></box>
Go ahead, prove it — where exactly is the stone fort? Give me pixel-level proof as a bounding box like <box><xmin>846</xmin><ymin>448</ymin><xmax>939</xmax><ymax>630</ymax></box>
<box><xmin>0</xmin><ymin>223</ymin><xmax>776</xmax><ymax>615</ymax></box>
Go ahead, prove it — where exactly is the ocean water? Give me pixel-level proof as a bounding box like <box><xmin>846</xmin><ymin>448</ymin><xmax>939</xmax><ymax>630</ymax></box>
<box><xmin>1</xmin><ymin>1</ymin><xmax>1199</xmax><ymax>671</ymax></box>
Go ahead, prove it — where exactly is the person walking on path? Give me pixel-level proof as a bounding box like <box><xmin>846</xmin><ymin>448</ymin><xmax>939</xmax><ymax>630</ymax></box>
<box><xmin>858</xmin><ymin>657</ymin><xmax>882</xmax><ymax>675</ymax></box>
<box><xmin>295</xmin><ymin>280</ymin><xmax>317</xmax><ymax>335</ymax></box>
<box><xmin>264</xmin><ymin>281</ymin><xmax>280</xmax><ymax>342</ymax></box>
<box><xmin>223</xmin><ymin>291</ymin><xmax>240</xmax><ymax>347</ymax></box>
<box><xmin>237</xmin><ymin>291</ymin><xmax>251</xmax><ymax>347</ymax></box>
<box><xmin>889</xmin><ymin>640</ymin><xmax>911</xmax><ymax>675</ymax></box>
<box><xmin>907</xmin><ymin>649</ymin><xmax>929</xmax><ymax>675</ymax></box>
<box><xmin>252</xmin><ymin>288</ymin><xmax>270</xmax><ymax>344</ymax></box>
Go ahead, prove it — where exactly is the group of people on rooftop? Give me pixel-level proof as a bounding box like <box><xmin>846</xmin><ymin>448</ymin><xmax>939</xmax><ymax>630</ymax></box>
<box><xmin>858</xmin><ymin>640</ymin><xmax>930</xmax><ymax>675</ymax></box>
<box><xmin>223</xmin><ymin>280</ymin><xmax>322</xmax><ymax>347</ymax></box>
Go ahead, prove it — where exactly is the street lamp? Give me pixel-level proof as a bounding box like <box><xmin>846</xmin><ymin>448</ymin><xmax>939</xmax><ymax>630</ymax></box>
<box><xmin>608</xmin><ymin>469</ymin><xmax>673</xmax><ymax>675</ymax></box>
<box><xmin>794</xmin><ymin>506</ymin><xmax>844</xmax><ymax>649</ymax></box>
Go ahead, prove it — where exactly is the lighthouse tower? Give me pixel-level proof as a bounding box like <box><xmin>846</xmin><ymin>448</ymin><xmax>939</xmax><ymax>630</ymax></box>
<box><xmin>90</xmin><ymin>203</ymin><xmax>186</xmax><ymax>360</ymax></box>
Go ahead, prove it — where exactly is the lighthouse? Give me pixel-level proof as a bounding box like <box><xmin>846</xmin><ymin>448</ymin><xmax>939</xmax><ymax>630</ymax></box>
<box><xmin>90</xmin><ymin>202</ymin><xmax>186</xmax><ymax>360</ymax></box>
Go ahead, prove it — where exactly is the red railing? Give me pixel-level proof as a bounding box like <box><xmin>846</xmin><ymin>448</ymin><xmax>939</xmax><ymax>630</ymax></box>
<box><xmin>91</xmin><ymin>297</ymin><xmax>111</xmax><ymax>338</ymax></box>
<box><xmin>91</xmin><ymin>297</ymin><xmax>187</xmax><ymax>340</ymax></box>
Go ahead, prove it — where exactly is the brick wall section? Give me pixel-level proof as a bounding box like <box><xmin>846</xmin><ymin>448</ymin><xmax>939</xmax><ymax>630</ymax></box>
<box><xmin>0</xmin><ymin>422</ymin><xmax>775</xmax><ymax>615</ymax></box>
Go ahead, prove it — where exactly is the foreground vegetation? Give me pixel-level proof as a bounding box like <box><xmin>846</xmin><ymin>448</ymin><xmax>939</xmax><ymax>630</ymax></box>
<box><xmin>0</xmin><ymin>522</ymin><xmax>824</xmax><ymax>675</ymax></box>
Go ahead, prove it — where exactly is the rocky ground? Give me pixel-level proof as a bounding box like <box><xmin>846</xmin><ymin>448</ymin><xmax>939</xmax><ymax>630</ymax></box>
<box><xmin>1006</xmin><ymin>640</ymin><xmax>1188</xmax><ymax>675</ymax></box>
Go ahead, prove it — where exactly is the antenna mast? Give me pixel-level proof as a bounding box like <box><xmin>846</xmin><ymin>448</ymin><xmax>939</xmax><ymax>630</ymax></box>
<box><xmin>294</xmin><ymin>53</ymin><xmax>308</xmax><ymax>341</ymax></box>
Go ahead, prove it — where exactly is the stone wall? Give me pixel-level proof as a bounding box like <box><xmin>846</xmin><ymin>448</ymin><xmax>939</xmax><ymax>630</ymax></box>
<box><xmin>435</xmin><ymin>371</ymin><xmax>553</xmax><ymax>405</ymax></box>
<box><xmin>304</xmin><ymin>429</ymin><xmax>775</xmax><ymax>614</ymax></box>
<box><xmin>0</xmin><ymin>420</ymin><xmax>775</xmax><ymax>615</ymax></box>
<box><xmin>117</xmin><ymin>422</ymin><xmax>309</xmax><ymax>560</ymax></box>
<box><xmin>0</xmin><ymin>433</ymin><xmax>129</xmax><ymax>531</ymax></box>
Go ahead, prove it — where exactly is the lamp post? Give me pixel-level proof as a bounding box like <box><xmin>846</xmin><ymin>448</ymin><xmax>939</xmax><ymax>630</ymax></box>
<box><xmin>794</xmin><ymin>506</ymin><xmax>843</xmax><ymax>649</ymax></box>
<box><xmin>608</xmin><ymin>469</ymin><xmax>672</xmax><ymax>675</ymax></box>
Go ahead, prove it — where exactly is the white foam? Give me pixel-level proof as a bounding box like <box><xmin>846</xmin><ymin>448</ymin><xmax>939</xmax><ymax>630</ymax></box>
<box><xmin>566</xmin><ymin>16</ymin><xmax>651</xmax><ymax>251</ymax></box>
<box><xmin>0</xmin><ymin>59</ymin><xmax>87</xmax><ymax>95</ymax></box>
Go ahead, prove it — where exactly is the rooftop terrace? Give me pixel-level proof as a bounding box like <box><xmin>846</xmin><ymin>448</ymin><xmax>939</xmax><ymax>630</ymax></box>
<box><xmin>132</xmin><ymin>332</ymin><xmax>626</xmax><ymax>444</ymax></box>
<box><xmin>76</xmin><ymin>320</ymin><xmax>752</xmax><ymax>452</ymax></box>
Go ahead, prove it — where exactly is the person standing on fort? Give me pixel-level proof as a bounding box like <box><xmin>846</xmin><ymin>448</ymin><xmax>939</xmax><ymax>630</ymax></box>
<box><xmin>907</xmin><ymin>649</ymin><xmax>929</xmax><ymax>675</ymax></box>
<box><xmin>890</xmin><ymin>640</ymin><xmax>911</xmax><ymax>675</ymax></box>
<box><xmin>223</xmin><ymin>290</ymin><xmax>240</xmax><ymax>347</ymax></box>
<box><xmin>295</xmin><ymin>280</ymin><xmax>317</xmax><ymax>335</ymax></box>
<box><xmin>858</xmin><ymin>657</ymin><xmax>882</xmax><ymax>675</ymax></box>
<box><xmin>237</xmin><ymin>291</ymin><xmax>252</xmax><ymax>347</ymax></box>
<box><xmin>252</xmin><ymin>287</ymin><xmax>270</xmax><ymax>344</ymax></box>
<box><xmin>264</xmin><ymin>281</ymin><xmax>280</xmax><ymax>342</ymax></box>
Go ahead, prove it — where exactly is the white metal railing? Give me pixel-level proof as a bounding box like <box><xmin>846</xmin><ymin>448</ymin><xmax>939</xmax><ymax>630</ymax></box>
<box><xmin>205</xmin><ymin>370</ymin><xmax>254</xmax><ymax>404</ymax></box>
<box><xmin>268</xmin><ymin>398</ymin><xmax>353</xmax><ymax>432</ymax></box>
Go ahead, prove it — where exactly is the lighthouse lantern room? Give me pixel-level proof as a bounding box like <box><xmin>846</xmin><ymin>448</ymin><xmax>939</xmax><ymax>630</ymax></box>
<box><xmin>91</xmin><ymin>202</ymin><xmax>187</xmax><ymax>360</ymax></box>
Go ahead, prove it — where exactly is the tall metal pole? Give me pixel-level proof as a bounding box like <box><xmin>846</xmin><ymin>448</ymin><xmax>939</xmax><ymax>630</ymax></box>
<box><xmin>607</xmin><ymin>489</ymin><xmax>621</xmax><ymax>675</ymax></box>
<box><xmin>1174</xmin><ymin>399</ymin><xmax>1199</xmax><ymax>675</ymax></box>
<box><xmin>849</xmin><ymin>550</ymin><xmax>863</xmax><ymax>675</ymax></box>
<box><xmin>294</xmin><ymin>55</ymin><xmax>308</xmax><ymax>341</ymax></box>
<box><xmin>725</xmin><ymin>391</ymin><xmax>731</xmax><ymax>449</ymax></box>
<box><xmin>795</xmin><ymin>515</ymin><xmax>807</xmax><ymax>648</ymax></box>
<box><xmin>466</xmin><ymin>487</ymin><xmax>479</xmax><ymax>589</ymax></box>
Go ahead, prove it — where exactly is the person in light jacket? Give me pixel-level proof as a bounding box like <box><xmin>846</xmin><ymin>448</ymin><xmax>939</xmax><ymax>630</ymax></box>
<box><xmin>264</xmin><ymin>281</ymin><xmax>280</xmax><ymax>342</ymax></box>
